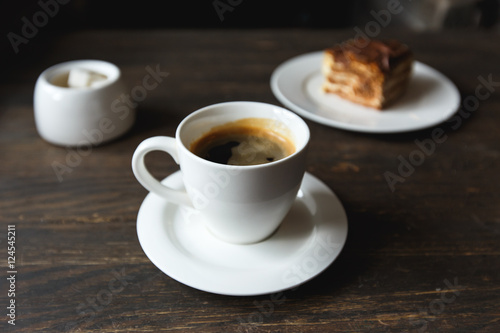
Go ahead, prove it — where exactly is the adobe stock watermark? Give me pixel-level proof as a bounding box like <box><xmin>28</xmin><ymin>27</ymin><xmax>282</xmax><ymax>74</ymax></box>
<box><xmin>213</xmin><ymin>0</ymin><xmax>243</xmax><ymax>22</ymax></box>
<box><xmin>384</xmin><ymin>74</ymin><xmax>499</xmax><ymax>192</ymax></box>
<box><xmin>7</xmin><ymin>0</ymin><xmax>71</xmax><ymax>54</ymax></box>
<box><xmin>186</xmin><ymin>140</ymin><xmax>289</xmax><ymax>211</ymax></box>
<box><xmin>64</xmin><ymin>267</ymin><xmax>135</xmax><ymax>331</ymax></box>
<box><xmin>51</xmin><ymin>64</ymin><xmax>169</xmax><ymax>182</ymax></box>
<box><xmin>409</xmin><ymin>277</ymin><xmax>464</xmax><ymax>332</ymax></box>
<box><xmin>337</xmin><ymin>0</ymin><xmax>404</xmax><ymax>55</ymax></box>
<box><xmin>189</xmin><ymin>167</ymin><xmax>241</xmax><ymax>210</ymax></box>
<box><xmin>237</xmin><ymin>234</ymin><xmax>342</xmax><ymax>328</ymax></box>
<box><xmin>281</xmin><ymin>234</ymin><xmax>342</xmax><ymax>286</ymax></box>
<box><xmin>186</xmin><ymin>115</ymin><xmax>295</xmax><ymax>211</ymax></box>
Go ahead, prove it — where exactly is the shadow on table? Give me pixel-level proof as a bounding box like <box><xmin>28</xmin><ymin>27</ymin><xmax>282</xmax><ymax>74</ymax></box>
<box><xmin>287</xmin><ymin>204</ymin><xmax>397</xmax><ymax>297</ymax></box>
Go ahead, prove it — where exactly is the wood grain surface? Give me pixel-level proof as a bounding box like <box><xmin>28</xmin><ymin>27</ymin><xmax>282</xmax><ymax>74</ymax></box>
<box><xmin>1</xmin><ymin>29</ymin><xmax>499</xmax><ymax>332</ymax></box>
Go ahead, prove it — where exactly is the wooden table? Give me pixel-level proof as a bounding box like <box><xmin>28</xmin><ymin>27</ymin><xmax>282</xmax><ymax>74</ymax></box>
<box><xmin>1</xmin><ymin>29</ymin><xmax>499</xmax><ymax>332</ymax></box>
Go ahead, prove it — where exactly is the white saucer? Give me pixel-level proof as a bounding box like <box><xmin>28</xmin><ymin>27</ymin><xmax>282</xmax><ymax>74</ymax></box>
<box><xmin>270</xmin><ymin>51</ymin><xmax>461</xmax><ymax>133</ymax></box>
<box><xmin>136</xmin><ymin>171</ymin><xmax>348</xmax><ymax>296</ymax></box>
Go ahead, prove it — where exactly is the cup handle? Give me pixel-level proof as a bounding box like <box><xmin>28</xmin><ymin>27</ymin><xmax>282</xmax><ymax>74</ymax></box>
<box><xmin>132</xmin><ymin>136</ymin><xmax>193</xmax><ymax>207</ymax></box>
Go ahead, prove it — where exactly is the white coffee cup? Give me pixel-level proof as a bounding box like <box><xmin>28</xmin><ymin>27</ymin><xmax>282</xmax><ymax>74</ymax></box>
<box><xmin>132</xmin><ymin>101</ymin><xmax>310</xmax><ymax>244</ymax></box>
<box><xmin>34</xmin><ymin>59</ymin><xmax>135</xmax><ymax>146</ymax></box>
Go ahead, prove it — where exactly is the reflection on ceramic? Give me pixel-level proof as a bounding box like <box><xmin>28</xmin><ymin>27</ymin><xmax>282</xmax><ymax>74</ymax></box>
<box><xmin>271</xmin><ymin>51</ymin><xmax>460</xmax><ymax>133</ymax></box>
<box><xmin>136</xmin><ymin>171</ymin><xmax>348</xmax><ymax>296</ymax></box>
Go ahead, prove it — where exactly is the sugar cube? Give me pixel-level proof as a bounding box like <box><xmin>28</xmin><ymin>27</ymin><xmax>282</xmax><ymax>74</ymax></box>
<box><xmin>67</xmin><ymin>68</ymin><xmax>107</xmax><ymax>88</ymax></box>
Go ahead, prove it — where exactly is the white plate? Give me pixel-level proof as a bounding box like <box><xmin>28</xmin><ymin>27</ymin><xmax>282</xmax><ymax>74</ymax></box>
<box><xmin>136</xmin><ymin>171</ymin><xmax>348</xmax><ymax>296</ymax></box>
<box><xmin>270</xmin><ymin>51</ymin><xmax>461</xmax><ymax>133</ymax></box>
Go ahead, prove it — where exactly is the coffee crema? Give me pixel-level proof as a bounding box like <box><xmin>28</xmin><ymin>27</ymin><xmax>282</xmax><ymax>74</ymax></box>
<box><xmin>190</xmin><ymin>118</ymin><xmax>295</xmax><ymax>166</ymax></box>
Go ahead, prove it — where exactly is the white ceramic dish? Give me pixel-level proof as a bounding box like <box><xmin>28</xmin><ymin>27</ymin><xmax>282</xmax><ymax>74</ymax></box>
<box><xmin>34</xmin><ymin>60</ymin><xmax>135</xmax><ymax>146</ymax></box>
<box><xmin>136</xmin><ymin>171</ymin><xmax>348</xmax><ymax>296</ymax></box>
<box><xmin>132</xmin><ymin>101</ymin><xmax>310</xmax><ymax>244</ymax></box>
<box><xmin>270</xmin><ymin>51</ymin><xmax>461</xmax><ymax>133</ymax></box>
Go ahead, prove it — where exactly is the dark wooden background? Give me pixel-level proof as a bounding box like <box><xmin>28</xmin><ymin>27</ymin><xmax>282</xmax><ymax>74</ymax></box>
<box><xmin>1</xmin><ymin>28</ymin><xmax>499</xmax><ymax>332</ymax></box>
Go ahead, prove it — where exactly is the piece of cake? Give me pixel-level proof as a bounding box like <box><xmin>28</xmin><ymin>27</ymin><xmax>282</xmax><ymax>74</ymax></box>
<box><xmin>322</xmin><ymin>38</ymin><xmax>413</xmax><ymax>109</ymax></box>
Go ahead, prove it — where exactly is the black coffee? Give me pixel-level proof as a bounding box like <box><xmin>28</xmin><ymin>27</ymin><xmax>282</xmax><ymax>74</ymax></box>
<box><xmin>190</xmin><ymin>118</ymin><xmax>295</xmax><ymax>166</ymax></box>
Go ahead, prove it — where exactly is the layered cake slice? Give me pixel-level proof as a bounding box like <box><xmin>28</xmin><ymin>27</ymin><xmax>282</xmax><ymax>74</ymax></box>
<box><xmin>322</xmin><ymin>38</ymin><xmax>413</xmax><ymax>109</ymax></box>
